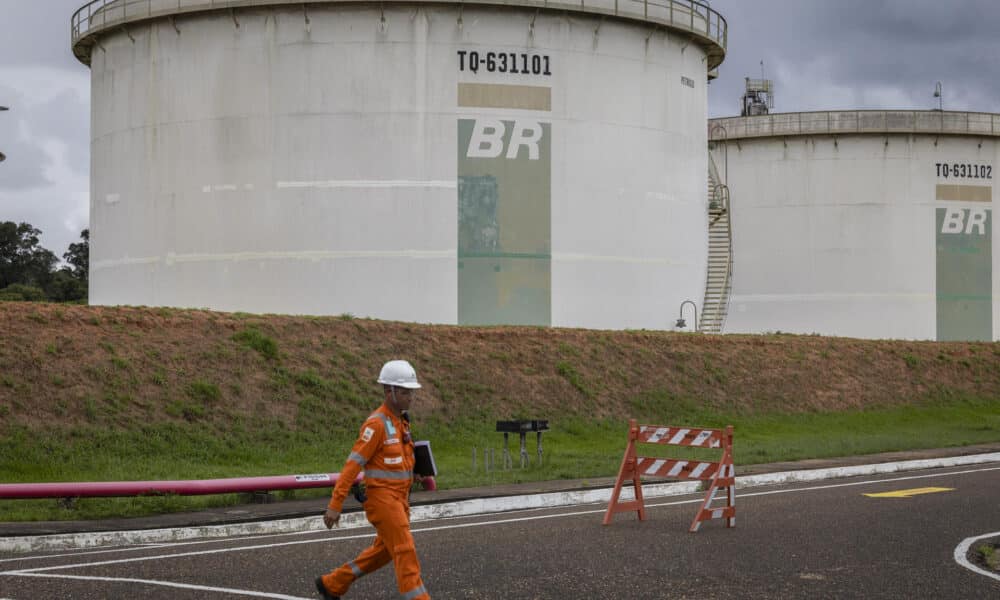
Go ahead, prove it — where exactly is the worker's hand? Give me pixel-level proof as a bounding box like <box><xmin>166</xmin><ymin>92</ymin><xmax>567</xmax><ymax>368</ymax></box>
<box><xmin>323</xmin><ymin>508</ymin><xmax>341</xmax><ymax>529</ymax></box>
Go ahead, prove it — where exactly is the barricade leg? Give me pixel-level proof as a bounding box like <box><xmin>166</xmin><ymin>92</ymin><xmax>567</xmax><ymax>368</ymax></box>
<box><xmin>603</xmin><ymin>421</ymin><xmax>645</xmax><ymax>525</ymax></box>
<box><xmin>689</xmin><ymin>449</ymin><xmax>735</xmax><ymax>532</ymax></box>
<box><xmin>726</xmin><ymin>483</ymin><xmax>736</xmax><ymax>528</ymax></box>
<box><xmin>690</xmin><ymin>482</ymin><xmax>732</xmax><ymax>532</ymax></box>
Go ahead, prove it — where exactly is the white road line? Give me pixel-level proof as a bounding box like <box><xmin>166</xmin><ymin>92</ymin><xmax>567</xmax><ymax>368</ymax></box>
<box><xmin>7</xmin><ymin>453</ymin><xmax>998</xmax><ymax>555</ymax></box>
<box><xmin>3</xmin><ymin>466</ymin><xmax>998</xmax><ymax>597</ymax></box>
<box><xmin>953</xmin><ymin>531</ymin><xmax>1000</xmax><ymax>583</ymax></box>
<box><xmin>6</xmin><ymin>464</ymin><xmax>1000</xmax><ymax>568</ymax></box>
<box><xmin>8</xmin><ymin>572</ymin><xmax>310</xmax><ymax>599</ymax></box>
<box><xmin>727</xmin><ymin>465</ymin><xmax>1000</xmax><ymax>499</ymax></box>
<box><xmin>1</xmin><ymin>531</ymin><xmax>376</xmax><ymax>574</ymax></box>
<box><xmin>0</xmin><ymin>543</ymin><xmax>173</xmax><ymax>564</ymax></box>
<box><xmin>4</xmin><ymin>464</ymin><xmax>998</xmax><ymax>577</ymax></box>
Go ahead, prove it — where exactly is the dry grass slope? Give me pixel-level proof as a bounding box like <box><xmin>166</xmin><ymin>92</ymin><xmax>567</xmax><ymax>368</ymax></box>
<box><xmin>1</xmin><ymin>302</ymin><xmax>998</xmax><ymax>433</ymax></box>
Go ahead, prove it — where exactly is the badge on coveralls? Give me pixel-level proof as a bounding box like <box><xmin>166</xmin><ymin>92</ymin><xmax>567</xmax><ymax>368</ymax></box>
<box><xmin>361</xmin><ymin>427</ymin><xmax>375</xmax><ymax>442</ymax></box>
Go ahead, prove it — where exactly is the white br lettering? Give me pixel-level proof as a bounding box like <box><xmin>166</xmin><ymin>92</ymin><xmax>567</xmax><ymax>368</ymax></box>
<box><xmin>466</xmin><ymin>119</ymin><xmax>543</xmax><ymax>160</ymax></box>
<box><xmin>506</xmin><ymin>122</ymin><xmax>542</xmax><ymax>160</ymax></box>
<box><xmin>941</xmin><ymin>207</ymin><xmax>989</xmax><ymax>235</ymax></box>
<box><xmin>467</xmin><ymin>119</ymin><xmax>505</xmax><ymax>158</ymax></box>
<box><xmin>966</xmin><ymin>208</ymin><xmax>987</xmax><ymax>235</ymax></box>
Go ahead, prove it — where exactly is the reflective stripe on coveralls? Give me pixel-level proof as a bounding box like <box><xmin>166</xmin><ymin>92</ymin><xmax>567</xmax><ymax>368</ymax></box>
<box><xmin>366</xmin><ymin>470</ymin><xmax>413</xmax><ymax>480</ymax></box>
<box><xmin>348</xmin><ymin>452</ymin><xmax>367</xmax><ymax>466</ymax></box>
<box><xmin>376</xmin><ymin>413</ymin><xmax>396</xmax><ymax>436</ymax></box>
<box><xmin>403</xmin><ymin>584</ymin><xmax>429</xmax><ymax>600</ymax></box>
<box><xmin>348</xmin><ymin>561</ymin><xmax>364</xmax><ymax>577</ymax></box>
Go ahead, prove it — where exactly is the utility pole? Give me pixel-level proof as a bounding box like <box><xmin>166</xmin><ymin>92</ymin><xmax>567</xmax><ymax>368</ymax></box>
<box><xmin>0</xmin><ymin>105</ymin><xmax>8</xmax><ymax>163</ymax></box>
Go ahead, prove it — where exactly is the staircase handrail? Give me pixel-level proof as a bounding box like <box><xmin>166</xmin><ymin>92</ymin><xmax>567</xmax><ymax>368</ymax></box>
<box><xmin>713</xmin><ymin>184</ymin><xmax>733</xmax><ymax>332</ymax></box>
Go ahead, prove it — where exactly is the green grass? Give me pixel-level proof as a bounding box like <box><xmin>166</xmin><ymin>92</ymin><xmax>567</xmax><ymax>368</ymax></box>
<box><xmin>186</xmin><ymin>380</ymin><xmax>221</xmax><ymax>403</ymax></box>
<box><xmin>232</xmin><ymin>327</ymin><xmax>279</xmax><ymax>360</ymax></box>
<box><xmin>555</xmin><ymin>361</ymin><xmax>592</xmax><ymax>398</ymax></box>
<box><xmin>2</xmin><ymin>396</ymin><xmax>999</xmax><ymax>521</ymax></box>
<box><xmin>978</xmin><ymin>544</ymin><xmax>1000</xmax><ymax>571</ymax></box>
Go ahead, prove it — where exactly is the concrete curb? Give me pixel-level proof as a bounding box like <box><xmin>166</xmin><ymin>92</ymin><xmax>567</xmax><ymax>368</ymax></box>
<box><xmin>4</xmin><ymin>452</ymin><xmax>999</xmax><ymax>554</ymax></box>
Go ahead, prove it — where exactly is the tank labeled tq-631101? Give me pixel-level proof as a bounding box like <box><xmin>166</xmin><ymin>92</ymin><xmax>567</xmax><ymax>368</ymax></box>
<box><xmin>72</xmin><ymin>0</ymin><xmax>726</xmax><ymax>328</ymax></box>
<box><xmin>710</xmin><ymin>110</ymin><xmax>1000</xmax><ymax>341</ymax></box>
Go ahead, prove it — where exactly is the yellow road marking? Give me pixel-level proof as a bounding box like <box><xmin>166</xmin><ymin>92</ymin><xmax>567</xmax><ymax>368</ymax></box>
<box><xmin>864</xmin><ymin>487</ymin><xmax>955</xmax><ymax>498</ymax></box>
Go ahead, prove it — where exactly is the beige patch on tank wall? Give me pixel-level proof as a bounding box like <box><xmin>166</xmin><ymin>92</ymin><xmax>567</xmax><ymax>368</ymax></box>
<box><xmin>458</xmin><ymin>83</ymin><xmax>551</xmax><ymax>112</ymax></box>
<box><xmin>936</xmin><ymin>184</ymin><xmax>992</xmax><ymax>202</ymax></box>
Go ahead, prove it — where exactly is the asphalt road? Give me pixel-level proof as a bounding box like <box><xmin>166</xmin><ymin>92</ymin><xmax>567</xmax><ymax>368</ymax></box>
<box><xmin>2</xmin><ymin>465</ymin><xmax>999</xmax><ymax>599</ymax></box>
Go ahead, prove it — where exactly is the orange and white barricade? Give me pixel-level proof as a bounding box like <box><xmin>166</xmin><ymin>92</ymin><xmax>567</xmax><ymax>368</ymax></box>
<box><xmin>603</xmin><ymin>419</ymin><xmax>735</xmax><ymax>532</ymax></box>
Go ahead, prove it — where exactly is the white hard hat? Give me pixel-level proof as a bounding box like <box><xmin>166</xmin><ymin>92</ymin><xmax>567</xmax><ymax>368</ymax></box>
<box><xmin>377</xmin><ymin>360</ymin><xmax>421</xmax><ymax>389</ymax></box>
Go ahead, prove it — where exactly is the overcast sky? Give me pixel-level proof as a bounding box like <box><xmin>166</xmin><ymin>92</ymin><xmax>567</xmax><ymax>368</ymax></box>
<box><xmin>1</xmin><ymin>0</ymin><xmax>999</xmax><ymax>262</ymax></box>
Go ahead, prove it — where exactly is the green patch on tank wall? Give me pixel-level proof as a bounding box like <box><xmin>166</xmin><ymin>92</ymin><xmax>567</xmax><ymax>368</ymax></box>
<box><xmin>457</xmin><ymin>119</ymin><xmax>551</xmax><ymax>326</ymax></box>
<box><xmin>936</xmin><ymin>207</ymin><xmax>992</xmax><ymax>341</ymax></box>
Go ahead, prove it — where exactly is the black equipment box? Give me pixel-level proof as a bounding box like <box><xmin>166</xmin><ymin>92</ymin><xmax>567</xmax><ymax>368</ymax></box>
<box><xmin>414</xmin><ymin>440</ymin><xmax>438</xmax><ymax>477</ymax></box>
<box><xmin>495</xmin><ymin>420</ymin><xmax>549</xmax><ymax>433</ymax></box>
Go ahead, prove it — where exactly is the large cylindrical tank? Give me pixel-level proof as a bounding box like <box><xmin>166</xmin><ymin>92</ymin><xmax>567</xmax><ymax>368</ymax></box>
<box><xmin>710</xmin><ymin>111</ymin><xmax>1000</xmax><ymax>341</ymax></box>
<box><xmin>72</xmin><ymin>0</ymin><xmax>726</xmax><ymax>329</ymax></box>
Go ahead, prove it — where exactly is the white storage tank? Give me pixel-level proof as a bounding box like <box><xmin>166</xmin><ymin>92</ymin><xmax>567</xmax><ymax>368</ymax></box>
<box><xmin>73</xmin><ymin>0</ymin><xmax>726</xmax><ymax>328</ymax></box>
<box><xmin>710</xmin><ymin>110</ymin><xmax>1000</xmax><ymax>341</ymax></box>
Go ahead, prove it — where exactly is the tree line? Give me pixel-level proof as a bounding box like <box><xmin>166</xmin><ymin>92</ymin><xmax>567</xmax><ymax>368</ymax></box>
<box><xmin>0</xmin><ymin>222</ymin><xmax>89</xmax><ymax>302</ymax></box>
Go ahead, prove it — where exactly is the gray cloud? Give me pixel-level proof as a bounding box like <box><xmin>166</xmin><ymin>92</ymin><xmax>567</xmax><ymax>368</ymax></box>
<box><xmin>30</xmin><ymin>88</ymin><xmax>90</xmax><ymax>175</ymax></box>
<box><xmin>0</xmin><ymin>0</ymin><xmax>90</xmax><ymax>258</ymax></box>
<box><xmin>0</xmin><ymin>0</ymin><xmax>84</xmax><ymax>70</ymax></box>
<box><xmin>836</xmin><ymin>0</ymin><xmax>1000</xmax><ymax>41</ymax></box>
<box><xmin>709</xmin><ymin>0</ymin><xmax>1000</xmax><ymax>116</ymax></box>
<box><xmin>0</xmin><ymin>87</ymin><xmax>55</xmax><ymax>191</ymax></box>
<box><xmin>0</xmin><ymin>77</ymin><xmax>90</xmax><ymax>191</ymax></box>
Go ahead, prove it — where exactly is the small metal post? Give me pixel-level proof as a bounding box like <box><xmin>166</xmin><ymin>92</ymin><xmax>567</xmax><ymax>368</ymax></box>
<box><xmin>519</xmin><ymin>432</ymin><xmax>528</xmax><ymax>468</ymax></box>
<box><xmin>503</xmin><ymin>432</ymin><xmax>511</xmax><ymax>470</ymax></box>
<box><xmin>537</xmin><ymin>431</ymin><xmax>543</xmax><ymax>466</ymax></box>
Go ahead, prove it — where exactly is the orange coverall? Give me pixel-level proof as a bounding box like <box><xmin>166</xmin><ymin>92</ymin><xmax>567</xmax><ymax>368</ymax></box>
<box><xmin>320</xmin><ymin>406</ymin><xmax>430</xmax><ymax>600</ymax></box>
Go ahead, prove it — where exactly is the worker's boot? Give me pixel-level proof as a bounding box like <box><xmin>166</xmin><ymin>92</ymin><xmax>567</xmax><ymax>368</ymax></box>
<box><xmin>315</xmin><ymin>576</ymin><xmax>341</xmax><ymax>600</ymax></box>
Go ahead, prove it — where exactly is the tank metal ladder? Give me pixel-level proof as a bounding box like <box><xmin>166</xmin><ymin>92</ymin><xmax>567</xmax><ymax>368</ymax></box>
<box><xmin>700</xmin><ymin>152</ymin><xmax>733</xmax><ymax>334</ymax></box>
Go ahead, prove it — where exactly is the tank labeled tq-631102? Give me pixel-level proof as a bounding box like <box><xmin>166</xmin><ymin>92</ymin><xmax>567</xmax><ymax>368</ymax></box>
<box><xmin>73</xmin><ymin>0</ymin><xmax>726</xmax><ymax>328</ymax></box>
<box><xmin>710</xmin><ymin>110</ymin><xmax>1000</xmax><ymax>341</ymax></box>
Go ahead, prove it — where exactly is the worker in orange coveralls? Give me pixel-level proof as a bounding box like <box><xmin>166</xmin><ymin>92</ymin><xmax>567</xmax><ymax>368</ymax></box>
<box><xmin>315</xmin><ymin>359</ymin><xmax>430</xmax><ymax>600</ymax></box>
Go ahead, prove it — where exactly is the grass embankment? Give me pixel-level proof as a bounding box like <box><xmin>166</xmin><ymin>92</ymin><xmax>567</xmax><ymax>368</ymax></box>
<box><xmin>1</xmin><ymin>302</ymin><xmax>999</xmax><ymax>521</ymax></box>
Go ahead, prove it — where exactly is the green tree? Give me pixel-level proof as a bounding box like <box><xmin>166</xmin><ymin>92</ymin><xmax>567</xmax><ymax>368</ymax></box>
<box><xmin>63</xmin><ymin>228</ymin><xmax>88</xmax><ymax>282</ymax></box>
<box><xmin>45</xmin><ymin>270</ymin><xmax>86</xmax><ymax>302</ymax></box>
<box><xmin>0</xmin><ymin>222</ymin><xmax>57</xmax><ymax>290</ymax></box>
<box><xmin>47</xmin><ymin>228</ymin><xmax>90</xmax><ymax>302</ymax></box>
